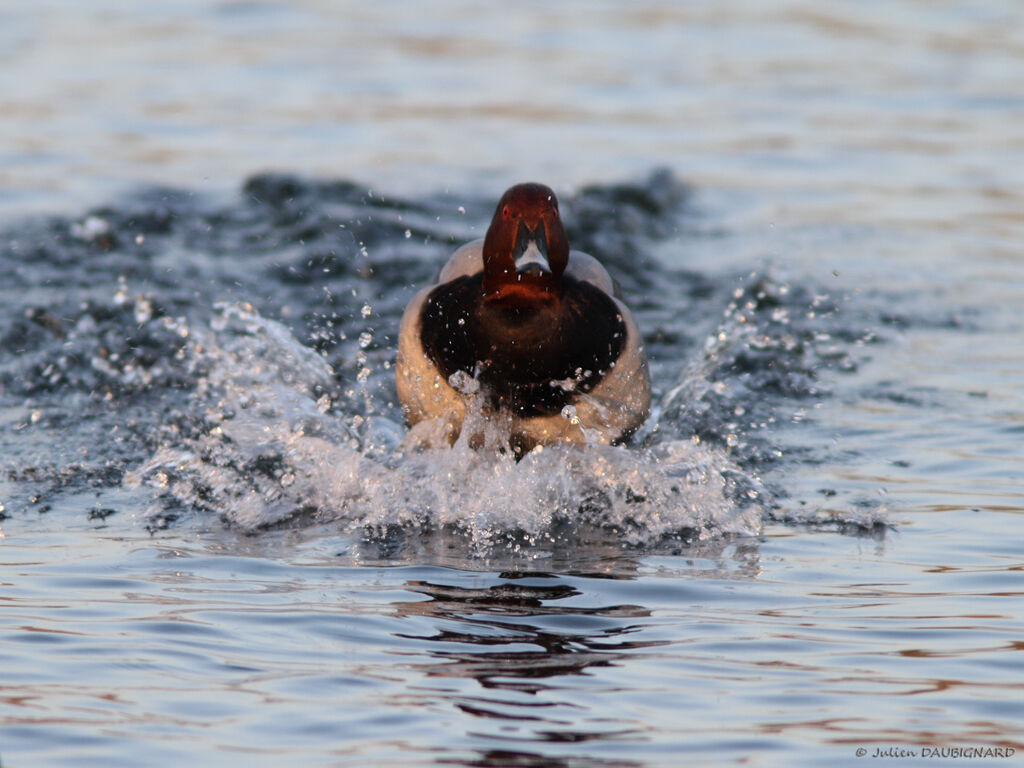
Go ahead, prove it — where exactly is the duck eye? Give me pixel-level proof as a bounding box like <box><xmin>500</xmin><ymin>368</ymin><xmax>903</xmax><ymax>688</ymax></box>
<box><xmin>502</xmin><ymin>205</ymin><xmax>510</xmax><ymax>218</ymax></box>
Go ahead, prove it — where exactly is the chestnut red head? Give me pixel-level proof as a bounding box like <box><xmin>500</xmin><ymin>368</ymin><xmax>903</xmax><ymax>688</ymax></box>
<box><xmin>481</xmin><ymin>183</ymin><xmax>570</xmax><ymax>300</ymax></box>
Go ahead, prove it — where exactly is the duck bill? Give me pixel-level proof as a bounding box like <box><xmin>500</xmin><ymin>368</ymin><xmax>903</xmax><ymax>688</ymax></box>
<box><xmin>513</xmin><ymin>220</ymin><xmax>551</xmax><ymax>278</ymax></box>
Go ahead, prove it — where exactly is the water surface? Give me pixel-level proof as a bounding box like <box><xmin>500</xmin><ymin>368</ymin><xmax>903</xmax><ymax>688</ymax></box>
<box><xmin>1</xmin><ymin>2</ymin><xmax>1023</xmax><ymax>766</ymax></box>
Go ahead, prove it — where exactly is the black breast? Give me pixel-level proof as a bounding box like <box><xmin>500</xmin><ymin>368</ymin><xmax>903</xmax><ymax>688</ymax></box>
<box><xmin>419</xmin><ymin>275</ymin><xmax>627</xmax><ymax>416</ymax></box>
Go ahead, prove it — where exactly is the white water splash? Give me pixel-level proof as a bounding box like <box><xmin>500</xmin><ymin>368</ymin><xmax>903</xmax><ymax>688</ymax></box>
<box><xmin>129</xmin><ymin>302</ymin><xmax>762</xmax><ymax>544</ymax></box>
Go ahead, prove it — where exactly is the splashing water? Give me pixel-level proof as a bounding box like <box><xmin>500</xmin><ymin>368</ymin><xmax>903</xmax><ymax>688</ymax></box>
<box><xmin>3</xmin><ymin>171</ymin><xmax>886</xmax><ymax>550</ymax></box>
<box><xmin>129</xmin><ymin>302</ymin><xmax>762</xmax><ymax>545</ymax></box>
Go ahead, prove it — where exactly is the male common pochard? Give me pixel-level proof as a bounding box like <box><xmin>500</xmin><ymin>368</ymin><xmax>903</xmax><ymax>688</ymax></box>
<box><xmin>396</xmin><ymin>183</ymin><xmax>650</xmax><ymax>452</ymax></box>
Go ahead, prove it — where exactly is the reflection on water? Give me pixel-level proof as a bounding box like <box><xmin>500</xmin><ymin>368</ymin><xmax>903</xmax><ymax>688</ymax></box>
<box><xmin>390</xmin><ymin>570</ymin><xmax>701</xmax><ymax>766</ymax></box>
<box><xmin>1</xmin><ymin>0</ymin><xmax>1023</xmax><ymax>765</ymax></box>
<box><xmin>396</xmin><ymin>578</ymin><xmax>657</xmax><ymax>689</ymax></box>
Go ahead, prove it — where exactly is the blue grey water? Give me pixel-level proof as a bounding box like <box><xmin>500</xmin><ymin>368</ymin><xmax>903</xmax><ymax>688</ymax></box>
<box><xmin>1</xmin><ymin>2</ymin><xmax>1022</xmax><ymax>766</ymax></box>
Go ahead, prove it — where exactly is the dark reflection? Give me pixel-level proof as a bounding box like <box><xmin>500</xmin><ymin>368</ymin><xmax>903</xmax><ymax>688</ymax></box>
<box><xmin>395</xmin><ymin>581</ymin><xmax>659</xmax><ymax>696</ymax></box>
<box><xmin>392</xmin><ymin>573</ymin><xmax>658</xmax><ymax>764</ymax></box>
<box><xmin>447</xmin><ymin>748</ymin><xmax>643</xmax><ymax>768</ymax></box>
<box><xmin>394</xmin><ymin>577</ymin><xmax>663</xmax><ymax>692</ymax></box>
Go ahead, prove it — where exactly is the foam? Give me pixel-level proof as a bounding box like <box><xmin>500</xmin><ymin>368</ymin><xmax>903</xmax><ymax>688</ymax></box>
<box><xmin>128</xmin><ymin>303</ymin><xmax>763</xmax><ymax>546</ymax></box>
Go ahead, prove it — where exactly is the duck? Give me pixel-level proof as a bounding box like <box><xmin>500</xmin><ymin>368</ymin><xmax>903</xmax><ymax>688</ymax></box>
<box><xmin>395</xmin><ymin>182</ymin><xmax>650</xmax><ymax>452</ymax></box>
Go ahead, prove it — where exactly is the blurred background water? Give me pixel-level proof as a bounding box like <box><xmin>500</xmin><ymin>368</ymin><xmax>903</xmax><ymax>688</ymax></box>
<box><xmin>1</xmin><ymin>1</ymin><xmax>1023</xmax><ymax>766</ymax></box>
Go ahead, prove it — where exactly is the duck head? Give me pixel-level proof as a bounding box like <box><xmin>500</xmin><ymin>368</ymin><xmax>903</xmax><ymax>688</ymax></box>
<box><xmin>481</xmin><ymin>183</ymin><xmax>570</xmax><ymax>303</ymax></box>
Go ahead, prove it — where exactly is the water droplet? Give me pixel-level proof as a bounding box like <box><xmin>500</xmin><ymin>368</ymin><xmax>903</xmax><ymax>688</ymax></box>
<box><xmin>361</xmin><ymin>304</ymin><xmax>372</xmax><ymax>318</ymax></box>
<box><xmin>280</xmin><ymin>473</ymin><xmax>295</xmax><ymax>488</ymax></box>
<box><xmin>448</xmin><ymin>370</ymin><xmax>480</xmax><ymax>394</ymax></box>
<box><xmin>71</xmin><ymin>215</ymin><xmax>110</xmax><ymax>242</ymax></box>
<box><xmin>358</xmin><ymin>331</ymin><xmax>373</xmax><ymax>349</ymax></box>
<box><xmin>134</xmin><ymin>297</ymin><xmax>153</xmax><ymax>324</ymax></box>
<box><xmin>113</xmin><ymin>275</ymin><xmax>129</xmax><ymax>306</ymax></box>
<box><xmin>561</xmin><ymin>405</ymin><xmax>580</xmax><ymax>425</ymax></box>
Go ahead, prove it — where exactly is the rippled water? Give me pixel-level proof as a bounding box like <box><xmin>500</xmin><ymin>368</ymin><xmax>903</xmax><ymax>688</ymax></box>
<box><xmin>2</xmin><ymin>2</ymin><xmax>1023</xmax><ymax>766</ymax></box>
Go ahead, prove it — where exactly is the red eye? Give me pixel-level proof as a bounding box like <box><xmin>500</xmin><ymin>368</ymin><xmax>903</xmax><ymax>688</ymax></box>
<box><xmin>502</xmin><ymin>205</ymin><xmax>510</xmax><ymax>218</ymax></box>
